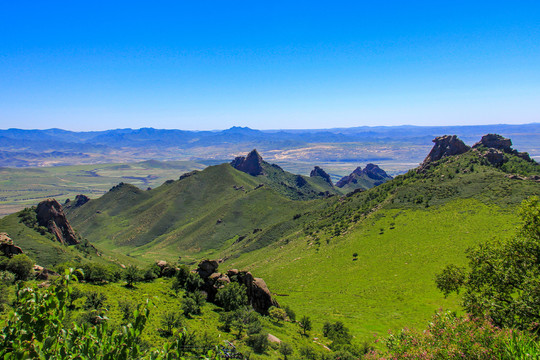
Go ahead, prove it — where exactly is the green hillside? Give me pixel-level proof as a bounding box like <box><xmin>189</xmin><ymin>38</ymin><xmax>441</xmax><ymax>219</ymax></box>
<box><xmin>66</xmin><ymin>162</ymin><xmax>332</xmax><ymax>263</ymax></box>
<box><xmin>2</xmin><ymin>135</ymin><xmax>539</xmax><ymax>357</ymax></box>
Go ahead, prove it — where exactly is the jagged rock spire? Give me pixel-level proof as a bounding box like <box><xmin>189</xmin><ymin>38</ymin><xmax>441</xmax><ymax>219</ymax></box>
<box><xmin>310</xmin><ymin>166</ymin><xmax>333</xmax><ymax>185</ymax></box>
<box><xmin>36</xmin><ymin>199</ymin><xmax>80</xmax><ymax>245</ymax></box>
<box><xmin>230</xmin><ymin>149</ymin><xmax>264</xmax><ymax>176</ymax></box>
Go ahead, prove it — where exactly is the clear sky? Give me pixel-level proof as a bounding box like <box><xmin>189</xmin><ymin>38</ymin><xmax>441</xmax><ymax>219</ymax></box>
<box><xmin>1</xmin><ymin>1</ymin><xmax>539</xmax><ymax>131</ymax></box>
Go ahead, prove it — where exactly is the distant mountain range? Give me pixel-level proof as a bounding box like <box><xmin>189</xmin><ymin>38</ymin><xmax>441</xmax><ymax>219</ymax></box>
<box><xmin>1</xmin><ymin>124</ymin><xmax>539</xmax><ymax>168</ymax></box>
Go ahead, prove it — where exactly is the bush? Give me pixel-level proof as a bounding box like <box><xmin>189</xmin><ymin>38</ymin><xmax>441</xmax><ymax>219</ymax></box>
<box><xmin>366</xmin><ymin>310</ymin><xmax>540</xmax><ymax>359</ymax></box>
<box><xmin>160</xmin><ymin>310</ymin><xmax>183</xmax><ymax>337</ymax></box>
<box><xmin>268</xmin><ymin>306</ymin><xmax>287</xmax><ymax>321</ymax></box>
<box><xmin>0</xmin><ymin>270</ymin><xmax>16</xmax><ymax>285</ymax></box>
<box><xmin>246</xmin><ymin>333</ymin><xmax>269</xmax><ymax>354</ymax></box>
<box><xmin>182</xmin><ymin>296</ymin><xmax>199</xmax><ymax>317</ymax></box>
<box><xmin>322</xmin><ymin>321</ymin><xmax>352</xmax><ymax>347</ymax></box>
<box><xmin>4</xmin><ymin>254</ymin><xmax>33</xmax><ymax>281</ymax></box>
<box><xmin>124</xmin><ymin>265</ymin><xmax>142</xmax><ymax>287</ymax></box>
<box><xmin>215</xmin><ymin>282</ymin><xmax>247</xmax><ymax>312</ymax></box>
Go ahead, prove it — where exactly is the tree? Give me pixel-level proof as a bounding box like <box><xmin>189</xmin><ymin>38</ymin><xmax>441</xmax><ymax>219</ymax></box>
<box><xmin>436</xmin><ymin>196</ymin><xmax>540</xmax><ymax>331</ymax></box>
<box><xmin>124</xmin><ymin>265</ymin><xmax>142</xmax><ymax>288</ymax></box>
<box><xmin>299</xmin><ymin>315</ymin><xmax>312</xmax><ymax>336</ymax></box>
<box><xmin>322</xmin><ymin>321</ymin><xmax>352</xmax><ymax>347</ymax></box>
<box><xmin>279</xmin><ymin>342</ymin><xmax>293</xmax><ymax>360</ymax></box>
<box><xmin>216</xmin><ymin>282</ymin><xmax>247</xmax><ymax>312</ymax></box>
<box><xmin>268</xmin><ymin>306</ymin><xmax>287</xmax><ymax>322</ymax></box>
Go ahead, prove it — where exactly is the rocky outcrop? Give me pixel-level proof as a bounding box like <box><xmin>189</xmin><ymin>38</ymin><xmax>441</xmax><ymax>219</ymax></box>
<box><xmin>35</xmin><ymin>199</ymin><xmax>80</xmax><ymax>245</ymax></box>
<box><xmin>0</xmin><ymin>233</ymin><xmax>23</xmax><ymax>258</ymax></box>
<box><xmin>472</xmin><ymin>134</ymin><xmax>512</xmax><ymax>152</ymax></box>
<box><xmin>336</xmin><ymin>164</ymin><xmax>392</xmax><ymax>188</ymax></box>
<box><xmin>419</xmin><ymin>135</ymin><xmax>470</xmax><ymax>170</ymax></box>
<box><xmin>473</xmin><ymin>134</ymin><xmax>535</xmax><ymax>164</ymax></box>
<box><xmin>33</xmin><ymin>265</ymin><xmax>59</xmax><ymax>281</ymax></box>
<box><xmin>236</xmin><ymin>271</ymin><xmax>280</xmax><ymax>314</ymax></box>
<box><xmin>195</xmin><ymin>260</ymin><xmax>279</xmax><ymax>314</ymax></box>
<box><xmin>230</xmin><ymin>149</ymin><xmax>264</xmax><ymax>176</ymax></box>
<box><xmin>310</xmin><ymin>166</ymin><xmax>333</xmax><ymax>185</ymax></box>
<box><xmin>196</xmin><ymin>259</ymin><xmax>219</xmax><ymax>279</ymax></box>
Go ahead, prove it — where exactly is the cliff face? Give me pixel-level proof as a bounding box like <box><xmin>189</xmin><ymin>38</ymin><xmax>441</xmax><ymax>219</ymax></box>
<box><xmin>230</xmin><ymin>149</ymin><xmax>264</xmax><ymax>176</ymax></box>
<box><xmin>36</xmin><ymin>199</ymin><xmax>80</xmax><ymax>245</ymax></box>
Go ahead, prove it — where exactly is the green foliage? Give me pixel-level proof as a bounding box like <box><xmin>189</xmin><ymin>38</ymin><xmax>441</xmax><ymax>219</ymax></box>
<box><xmin>367</xmin><ymin>310</ymin><xmax>540</xmax><ymax>360</ymax></box>
<box><xmin>322</xmin><ymin>321</ymin><xmax>352</xmax><ymax>347</ymax></box>
<box><xmin>435</xmin><ymin>264</ymin><xmax>466</xmax><ymax>297</ymax></box>
<box><xmin>0</xmin><ymin>269</ymin><xmax>224</xmax><ymax>359</ymax></box>
<box><xmin>282</xmin><ymin>305</ymin><xmax>296</xmax><ymax>322</ymax></box>
<box><xmin>215</xmin><ymin>282</ymin><xmax>248</xmax><ymax>312</ymax></box>
<box><xmin>246</xmin><ymin>332</ymin><xmax>269</xmax><ymax>354</ymax></box>
<box><xmin>2</xmin><ymin>254</ymin><xmax>34</xmax><ymax>281</ymax></box>
<box><xmin>436</xmin><ymin>196</ymin><xmax>540</xmax><ymax>330</ymax></box>
<box><xmin>0</xmin><ymin>270</ymin><xmax>16</xmax><ymax>285</ymax></box>
<box><xmin>182</xmin><ymin>296</ymin><xmax>199</xmax><ymax>317</ymax></box>
<box><xmin>80</xmin><ymin>262</ymin><xmax>122</xmax><ymax>283</ymax></box>
<box><xmin>159</xmin><ymin>310</ymin><xmax>183</xmax><ymax>337</ymax></box>
<box><xmin>279</xmin><ymin>342</ymin><xmax>293</xmax><ymax>359</ymax></box>
<box><xmin>268</xmin><ymin>306</ymin><xmax>287</xmax><ymax>322</ymax></box>
<box><xmin>299</xmin><ymin>315</ymin><xmax>312</xmax><ymax>335</ymax></box>
<box><xmin>124</xmin><ymin>264</ymin><xmax>142</xmax><ymax>287</ymax></box>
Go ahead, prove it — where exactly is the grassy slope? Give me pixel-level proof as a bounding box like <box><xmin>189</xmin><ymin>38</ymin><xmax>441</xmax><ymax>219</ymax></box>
<box><xmin>67</xmin><ymin>164</ymin><xmax>325</xmax><ymax>263</ymax></box>
<box><xmin>227</xmin><ymin>199</ymin><xmax>519</xmax><ymax>340</ymax></box>
<box><xmin>225</xmin><ymin>150</ymin><xmax>540</xmax><ymax>340</ymax></box>
<box><xmin>72</xmin><ymin>278</ymin><xmax>315</xmax><ymax>359</ymax></box>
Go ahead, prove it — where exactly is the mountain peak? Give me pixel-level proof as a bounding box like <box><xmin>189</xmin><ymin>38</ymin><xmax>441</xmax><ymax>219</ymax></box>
<box><xmin>420</xmin><ymin>135</ymin><xmax>470</xmax><ymax>170</ymax></box>
<box><xmin>230</xmin><ymin>149</ymin><xmax>264</xmax><ymax>176</ymax></box>
<box><xmin>336</xmin><ymin>164</ymin><xmax>392</xmax><ymax>188</ymax></box>
<box><xmin>309</xmin><ymin>166</ymin><xmax>333</xmax><ymax>185</ymax></box>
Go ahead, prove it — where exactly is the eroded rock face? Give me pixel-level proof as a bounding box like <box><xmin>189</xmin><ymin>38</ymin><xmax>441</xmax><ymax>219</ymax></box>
<box><xmin>230</xmin><ymin>149</ymin><xmax>264</xmax><ymax>176</ymax></box>
<box><xmin>310</xmin><ymin>166</ymin><xmax>333</xmax><ymax>185</ymax></box>
<box><xmin>0</xmin><ymin>233</ymin><xmax>23</xmax><ymax>258</ymax></box>
<box><xmin>196</xmin><ymin>259</ymin><xmax>219</xmax><ymax>279</ymax></box>
<box><xmin>35</xmin><ymin>199</ymin><xmax>79</xmax><ymax>245</ymax></box>
<box><xmin>336</xmin><ymin>164</ymin><xmax>392</xmax><ymax>188</ymax></box>
<box><xmin>473</xmin><ymin>134</ymin><xmax>513</xmax><ymax>152</ymax></box>
<box><xmin>236</xmin><ymin>271</ymin><xmax>279</xmax><ymax>314</ymax></box>
<box><xmin>73</xmin><ymin>194</ymin><xmax>90</xmax><ymax>207</ymax></box>
<box><xmin>420</xmin><ymin>135</ymin><xmax>470</xmax><ymax>169</ymax></box>
<box><xmin>482</xmin><ymin>148</ymin><xmax>506</xmax><ymax>166</ymax></box>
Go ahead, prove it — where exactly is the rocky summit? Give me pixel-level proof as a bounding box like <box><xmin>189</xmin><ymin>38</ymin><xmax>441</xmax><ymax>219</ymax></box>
<box><xmin>336</xmin><ymin>164</ymin><xmax>392</xmax><ymax>188</ymax></box>
<box><xmin>36</xmin><ymin>199</ymin><xmax>80</xmax><ymax>245</ymax></box>
<box><xmin>230</xmin><ymin>149</ymin><xmax>264</xmax><ymax>176</ymax></box>
<box><xmin>473</xmin><ymin>133</ymin><xmax>533</xmax><ymax>163</ymax></box>
<box><xmin>310</xmin><ymin>166</ymin><xmax>333</xmax><ymax>185</ymax></box>
<box><xmin>419</xmin><ymin>135</ymin><xmax>470</xmax><ymax>170</ymax></box>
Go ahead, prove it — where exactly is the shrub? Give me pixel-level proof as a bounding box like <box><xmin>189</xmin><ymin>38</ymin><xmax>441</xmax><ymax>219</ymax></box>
<box><xmin>366</xmin><ymin>310</ymin><xmax>540</xmax><ymax>359</ymax></box>
<box><xmin>246</xmin><ymin>333</ymin><xmax>269</xmax><ymax>354</ymax></box>
<box><xmin>279</xmin><ymin>342</ymin><xmax>293</xmax><ymax>360</ymax></box>
<box><xmin>182</xmin><ymin>296</ymin><xmax>199</xmax><ymax>317</ymax></box>
<box><xmin>215</xmin><ymin>282</ymin><xmax>247</xmax><ymax>312</ymax></box>
<box><xmin>0</xmin><ymin>270</ymin><xmax>16</xmax><ymax>285</ymax></box>
<box><xmin>124</xmin><ymin>265</ymin><xmax>142</xmax><ymax>287</ymax></box>
<box><xmin>160</xmin><ymin>310</ymin><xmax>183</xmax><ymax>337</ymax></box>
<box><xmin>322</xmin><ymin>321</ymin><xmax>352</xmax><ymax>347</ymax></box>
<box><xmin>268</xmin><ymin>306</ymin><xmax>287</xmax><ymax>322</ymax></box>
<box><xmin>4</xmin><ymin>254</ymin><xmax>33</xmax><ymax>281</ymax></box>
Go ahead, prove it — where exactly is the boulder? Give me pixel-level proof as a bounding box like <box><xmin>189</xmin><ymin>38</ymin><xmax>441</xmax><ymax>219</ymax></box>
<box><xmin>196</xmin><ymin>259</ymin><xmax>219</xmax><ymax>279</ymax></box>
<box><xmin>310</xmin><ymin>166</ymin><xmax>333</xmax><ymax>185</ymax></box>
<box><xmin>33</xmin><ymin>265</ymin><xmax>59</xmax><ymax>281</ymax></box>
<box><xmin>236</xmin><ymin>271</ymin><xmax>279</xmax><ymax>314</ymax></box>
<box><xmin>0</xmin><ymin>233</ymin><xmax>23</xmax><ymax>258</ymax></box>
<box><xmin>230</xmin><ymin>149</ymin><xmax>264</xmax><ymax>176</ymax></box>
<box><xmin>35</xmin><ymin>199</ymin><xmax>80</xmax><ymax>245</ymax></box>
<box><xmin>420</xmin><ymin>135</ymin><xmax>470</xmax><ymax>170</ymax></box>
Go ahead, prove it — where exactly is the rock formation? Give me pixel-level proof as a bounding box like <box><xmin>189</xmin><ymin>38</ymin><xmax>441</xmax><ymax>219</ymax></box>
<box><xmin>420</xmin><ymin>135</ymin><xmax>470</xmax><ymax>170</ymax></box>
<box><xmin>473</xmin><ymin>134</ymin><xmax>534</xmax><ymax>164</ymax></box>
<box><xmin>472</xmin><ymin>134</ymin><xmax>512</xmax><ymax>152</ymax></box>
<box><xmin>35</xmin><ymin>199</ymin><xmax>80</xmax><ymax>245</ymax></box>
<box><xmin>309</xmin><ymin>166</ymin><xmax>333</xmax><ymax>185</ymax></box>
<box><xmin>0</xmin><ymin>233</ymin><xmax>23</xmax><ymax>258</ymax></box>
<box><xmin>195</xmin><ymin>260</ymin><xmax>279</xmax><ymax>314</ymax></box>
<box><xmin>230</xmin><ymin>149</ymin><xmax>265</xmax><ymax>176</ymax></box>
<box><xmin>336</xmin><ymin>164</ymin><xmax>392</xmax><ymax>188</ymax></box>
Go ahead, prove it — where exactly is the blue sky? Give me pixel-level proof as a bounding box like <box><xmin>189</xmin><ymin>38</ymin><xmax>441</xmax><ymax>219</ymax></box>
<box><xmin>1</xmin><ymin>1</ymin><xmax>539</xmax><ymax>130</ymax></box>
